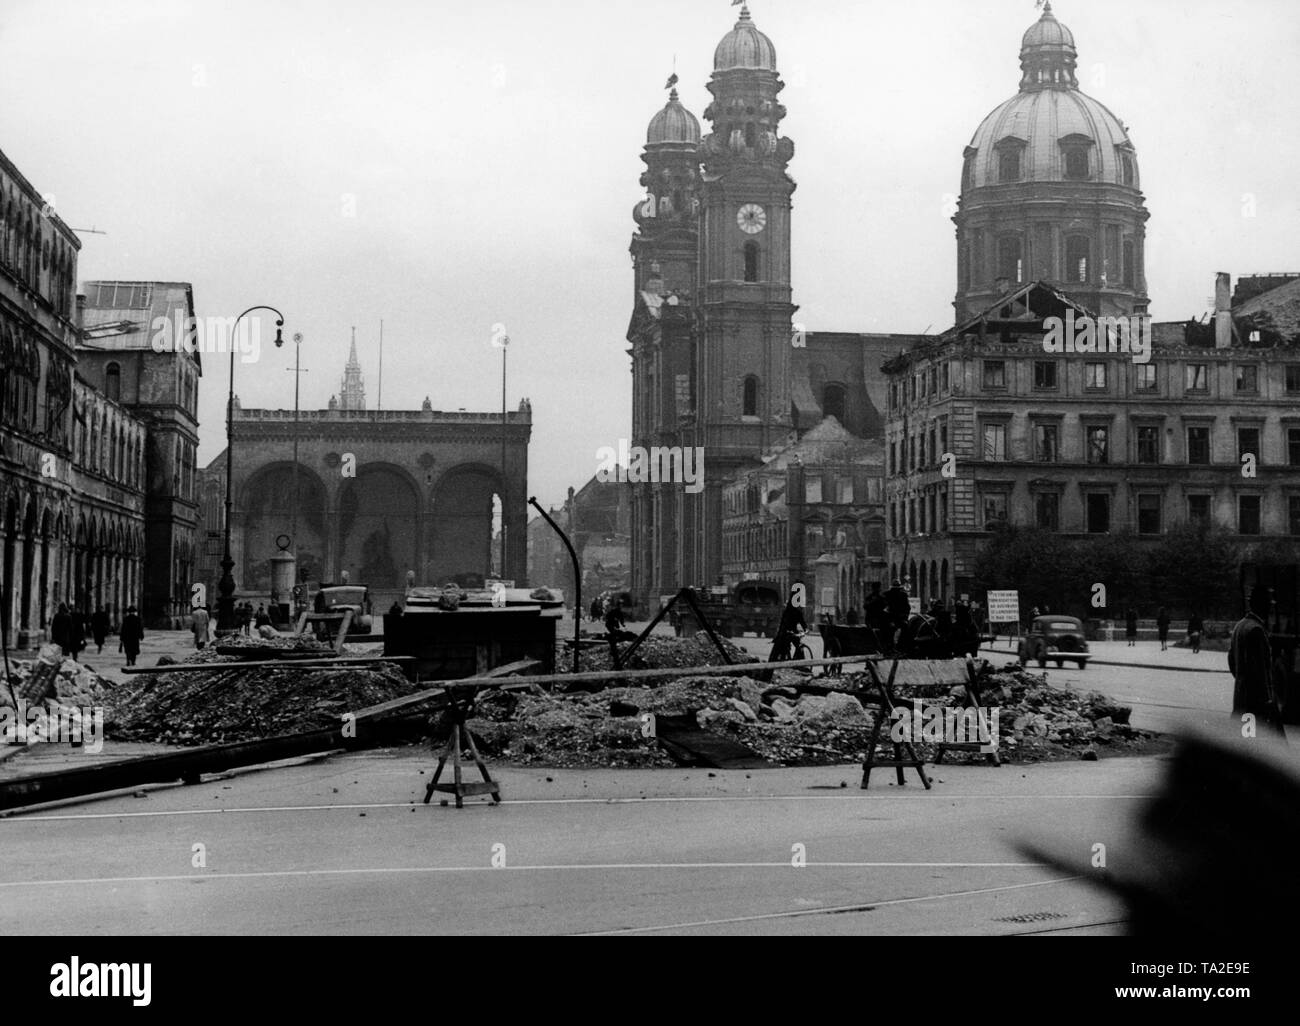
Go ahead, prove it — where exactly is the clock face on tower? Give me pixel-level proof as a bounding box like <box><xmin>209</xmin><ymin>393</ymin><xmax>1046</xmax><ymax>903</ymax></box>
<box><xmin>737</xmin><ymin>203</ymin><xmax>767</xmax><ymax>234</ymax></box>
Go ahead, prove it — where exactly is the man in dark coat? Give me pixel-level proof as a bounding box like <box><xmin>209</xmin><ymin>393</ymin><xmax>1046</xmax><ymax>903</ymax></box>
<box><xmin>1157</xmin><ymin>607</ymin><xmax>1171</xmax><ymax>652</ymax></box>
<box><xmin>68</xmin><ymin>608</ymin><xmax>86</xmax><ymax>660</ymax></box>
<box><xmin>50</xmin><ymin>603</ymin><xmax>72</xmax><ymax>654</ymax></box>
<box><xmin>1187</xmin><ymin>611</ymin><xmax>1204</xmax><ymax>655</ymax></box>
<box><xmin>91</xmin><ymin>606</ymin><xmax>110</xmax><ymax>653</ymax></box>
<box><xmin>1228</xmin><ymin>585</ymin><xmax>1285</xmax><ymax>737</ymax></box>
<box><xmin>884</xmin><ymin>580</ymin><xmax>911</xmax><ymax>651</ymax></box>
<box><xmin>118</xmin><ymin>606</ymin><xmax>144</xmax><ymax>667</ymax></box>
<box><xmin>1125</xmin><ymin>608</ymin><xmax>1139</xmax><ymax>647</ymax></box>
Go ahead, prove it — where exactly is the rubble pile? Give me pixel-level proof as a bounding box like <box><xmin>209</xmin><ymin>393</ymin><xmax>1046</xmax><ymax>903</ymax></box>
<box><xmin>216</xmin><ymin>632</ymin><xmax>337</xmax><ymax>654</ymax></box>
<box><xmin>107</xmin><ymin>647</ymin><xmax>417</xmax><ymax>745</ymax></box>
<box><xmin>464</xmin><ymin>663</ymin><xmax>1163</xmax><ymax>768</ymax></box>
<box><xmin>570</xmin><ymin>633</ymin><xmax>755</xmax><ymax>675</ymax></box>
<box><xmin>1</xmin><ymin>645</ymin><xmax>111</xmax><ymax>715</ymax></box>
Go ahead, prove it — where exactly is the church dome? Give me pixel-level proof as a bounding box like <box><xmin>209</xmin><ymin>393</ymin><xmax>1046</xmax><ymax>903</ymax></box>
<box><xmin>962</xmin><ymin>3</ymin><xmax>1139</xmax><ymax>192</ymax></box>
<box><xmin>714</xmin><ymin>4</ymin><xmax>777</xmax><ymax>72</ymax></box>
<box><xmin>964</xmin><ymin>88</ymin><xmax>1137</xmax><ymax>190</ymax></box>
<box><xmin>1022</xmin><ymin>1</ymin><xmax>1075</xmax><ymax>51</ymax></box>
<box><xmin>648</xmin><ymin>89</ymin><xmax>701</xmax><ymax>145</ymax></box>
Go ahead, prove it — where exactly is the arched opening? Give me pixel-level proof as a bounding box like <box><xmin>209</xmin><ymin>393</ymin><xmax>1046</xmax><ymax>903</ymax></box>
<box><xmin>105</xmin><ymin>362</ymin><xmax>121</xmax><ymax>402</ymax></box>
<box><xmin>744</xmin><ymin>122</ymin><xmax>757</xmax><ymax>149</ymax></box>
<box><xmin>241</xmin><ymin>464</ymin><xmax>331</xmax><ymax>592</ymax></box>
<box><xmin>337</xmin><ymin>466</ymin><xmax>420</xmax><ymax>595</ymax></box>
<box><xmin>1066</xmin><ymin>235</ymin><xmax>1090</xmax><ymax>284</ymax></box>
<box><xmin>430</xmin><ymin>465</ymin><xmax>502</xmax><ymax>588</ymax></box>
<box><xmin>743</xmin><ymin>242</ymin><xmax>759</xmax><ymax>283</ymax></box>
<box><xmin>822</xmin><ymin>383</ymin><xmax>847</xmax><ymax>426</ymax></box>
<box><xmin>941</xmin><ymin>558</ymin><xmax>950</xmax><ymax>605</ymax></box>
<box><xmin>742</xmin><ymin>376</ymin><xmax>759</xmax><ymax>417</ymax></box>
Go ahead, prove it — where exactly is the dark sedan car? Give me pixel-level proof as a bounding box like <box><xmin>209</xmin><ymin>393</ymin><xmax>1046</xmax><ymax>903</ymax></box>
<box><xmin>1018</xmin><ymin>615</ymin><xmax>1091</xmax><ymax>669</ymax></box>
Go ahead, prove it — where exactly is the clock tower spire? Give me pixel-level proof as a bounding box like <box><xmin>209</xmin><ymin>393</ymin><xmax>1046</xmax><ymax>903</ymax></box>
<box><xmin>694</xmin><ymin>1</ymin><xmax>798</xmax><ymax>582</ymax></box>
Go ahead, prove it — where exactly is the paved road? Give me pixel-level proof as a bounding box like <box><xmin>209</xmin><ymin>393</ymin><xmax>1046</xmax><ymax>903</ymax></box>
<box><xmin>1</xmin><ymin>751</ymin><xmax>1154</xmax><ymax>935</ymax></box>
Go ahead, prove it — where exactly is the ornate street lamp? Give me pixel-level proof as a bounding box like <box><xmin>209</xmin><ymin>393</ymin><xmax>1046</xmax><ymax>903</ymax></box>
<box><xmin>219</xmin><ymin>306</ymin><xmax>285</xmax><ymax>635</ymax></box>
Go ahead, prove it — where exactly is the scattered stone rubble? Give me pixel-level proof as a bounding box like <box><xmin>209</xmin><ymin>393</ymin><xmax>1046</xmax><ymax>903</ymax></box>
<box><xmin>464</xmin><ymin>660</ymin><xmax>1164</xmax><ymax>768</ymax></box>
<box><xmin>0</xmin><ymin>645</ymin><xmax>110</xmax><ymax>717</ymax></box>
<box><xmin>106</xmin><ymin>646</ymin><xmax>415</xmax><ymax>745</ymax></box>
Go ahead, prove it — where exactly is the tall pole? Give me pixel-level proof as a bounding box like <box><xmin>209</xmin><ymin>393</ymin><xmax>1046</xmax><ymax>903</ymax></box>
<box><xmin>219</xmin><ymin>306</ymin><xmax>285</xmax><ymax>635</ymax></box>
<box><xmin>500</xmin><ymin>337</ymin><xmax>508</xmax><ymax>581</ymax></box>
<box><xmin>290</xmin><ymin>332</ymin><xmax>302</xmax><ymax>559</ymax></box>
<box><xmin>377</xmin><ymin>320</ymin><xmax>383</xmax><ymax>411</ymax></box>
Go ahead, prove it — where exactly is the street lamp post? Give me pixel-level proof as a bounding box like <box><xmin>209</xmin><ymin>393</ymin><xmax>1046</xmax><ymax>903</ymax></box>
<box><xmin>284</xmin><ymin>332</ymin><xmax>305</xmax><ymax>562</ymax></box>
<box><xmin>219</xmin><ymin>306</ymin><xmax>285</xmax><ymax>635</ymax></box>
<box><xmin>499</xmin><ymin>334</ymin><xmax>509</xmax><ymax>581</ymax></box>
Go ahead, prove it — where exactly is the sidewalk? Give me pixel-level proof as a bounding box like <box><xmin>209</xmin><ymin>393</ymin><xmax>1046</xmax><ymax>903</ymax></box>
<box><xmin>3</xmin><ymin>630</ymin><xmax>207</xmax><ymax>687</ymax></box>
<box><xmin>982</xmin><ymin>638</ymin><xmax>1229</xmax><ymax>674</ymax></box>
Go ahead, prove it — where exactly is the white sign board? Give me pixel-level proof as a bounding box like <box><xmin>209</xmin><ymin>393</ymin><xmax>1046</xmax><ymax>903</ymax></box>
<box><xmin>986</xmin><ymin>590</ymin><xmax>1021</xmax><ymax>625</ymax></box>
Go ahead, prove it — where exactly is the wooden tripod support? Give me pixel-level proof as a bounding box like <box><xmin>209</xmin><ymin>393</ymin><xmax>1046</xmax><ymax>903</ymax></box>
<box><xmin>423</xmin><ymin>685</ymin><xmax>501</xmax><ymax>808</ymax></box>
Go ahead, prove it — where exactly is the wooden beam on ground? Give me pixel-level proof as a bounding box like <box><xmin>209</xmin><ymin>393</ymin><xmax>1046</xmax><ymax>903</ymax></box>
<box><xmin>349</xmin><ymin>659</ymin><xmax>541</xmax><ymax>722</ymax></box>
<box><xmin>120</xmin><ymin>657</ymin><xmax>415</xmax><ymax>675</ymax></box>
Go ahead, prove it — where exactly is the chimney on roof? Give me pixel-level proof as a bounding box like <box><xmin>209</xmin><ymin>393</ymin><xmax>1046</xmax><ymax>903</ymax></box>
<box><xmin>1215</xmin><ymin>272</ymin><xmax>1233</xmax><ymax>349</ymax></box>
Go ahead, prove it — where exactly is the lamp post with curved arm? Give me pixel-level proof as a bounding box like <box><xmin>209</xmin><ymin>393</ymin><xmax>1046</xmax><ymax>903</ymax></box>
<box><xmin>219</xmin><ymin>306</ymin><xmax>285</xmax><ymax>635</ymax></box>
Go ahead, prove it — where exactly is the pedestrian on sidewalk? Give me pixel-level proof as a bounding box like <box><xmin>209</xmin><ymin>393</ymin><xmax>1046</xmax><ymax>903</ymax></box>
<box><xmin>119</xmin><ymin>606</ymin><xmax>143</xmax><ymax>667</ymax></box>
<box><xmin>1125</xmin><ymin>607</ymin><xmax>1138</xmax><ymax>648</ymax></box>
<box><xmin>1228</xmin><ymin>585</ymin><xmax>1285</xmax><ymax>738</ymax></box>
<box><xmin>1157</xmin><ymin>607</ymin><xmax>1171</xmax><ymax>652</ymax></box>
<box><xmin>51</xmin><ymin>602</ymin><xmax>72</xmax><ymax>654</ymax></box>
<box><xmin>91</xmin><ymin>606</ymin><xmax>110</xmax><ymax>654</ymax></box>
<box><xmin>191</xmin><ymin>605</ymin><xmax>210</xmax><ymax>650</ymax></box>
<box><xmin>1187</xmin><ymin>611</ymin><xmax>1204</xmax><ymax>655</ymax></box>
<box><xmin>69</xmin><ymin>608</ymin><xmax>87</xmax><ymax>660</ymax></box>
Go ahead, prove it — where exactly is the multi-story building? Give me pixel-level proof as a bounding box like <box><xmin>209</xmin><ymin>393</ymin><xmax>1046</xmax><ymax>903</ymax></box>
<box><xmin>721</xmin><ymin>418</ymin><xmax>885</xmax><ymax>616</ymax></box>
<box><xmin>79</xmin><ymin>281</ymin><xmax>202</xmax><ymax>626</ymax></box>
<box><xmin>0</xmin><ymin>148</ymin><xmax>159</xmax><ymax>647</ymax></box>
<box><xmin>884</xmin><ymin>275</ymin><xmax>1300</xmax><ymax>606</ymax></box>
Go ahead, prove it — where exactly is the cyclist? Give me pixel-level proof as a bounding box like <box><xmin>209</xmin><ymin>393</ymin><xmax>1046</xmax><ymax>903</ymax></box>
<box><xmin>770</xmin><ymin>584</ymin><xmax>809</xmax><ymax>663</ymax></box>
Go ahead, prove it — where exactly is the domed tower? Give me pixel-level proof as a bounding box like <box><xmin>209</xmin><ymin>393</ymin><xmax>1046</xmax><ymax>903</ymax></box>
<box><xmin>630</xmin><ymin>87</ymin><xmax>702</xmax><ymax>300</ymax></box>
<box><xmin>953</xmin><ymin>2</ymin><xmax>1150</xmax><ymax>321</ymax></box>
<box><xmin>694</xmin><ymin>1</ymin><xmax>798</xmax><ymax>583</ymax></box>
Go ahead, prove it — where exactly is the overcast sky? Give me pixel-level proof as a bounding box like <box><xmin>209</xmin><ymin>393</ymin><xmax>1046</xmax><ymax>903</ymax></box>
<box><xmin>2</xmin><ymin>0</ymin><xmax>1297</xmax><ymax>509</ymax></box>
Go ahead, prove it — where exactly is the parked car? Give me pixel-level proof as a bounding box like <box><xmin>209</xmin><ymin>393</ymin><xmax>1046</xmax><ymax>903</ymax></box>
<box><xmin>1018</xmin><ymin>615</ymin><xmax>1091</xmax><ymax>669</ymax></box>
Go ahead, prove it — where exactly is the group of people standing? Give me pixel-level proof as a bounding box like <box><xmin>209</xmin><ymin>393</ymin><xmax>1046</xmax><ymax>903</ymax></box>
<box><xmin>48</xmin><ymin>603</ymin><xmax>145</xmax><ymax>666</ymax></box>
<box><xmin>1120</xmin><ymin>607</ymin><xmax>1205</xmax><ymax>653</ymax></box>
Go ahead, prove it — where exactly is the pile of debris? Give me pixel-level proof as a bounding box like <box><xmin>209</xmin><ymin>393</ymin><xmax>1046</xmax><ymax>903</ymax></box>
<box><xmin>213</xmin><ymin>632</ymin><xmax>337</xmax><ymax>654</ymax></box>
<box><xmin>463</xmin><ymin>662</ymin><xmax>1162</xmax><ymax>768</ymax></box>
<box><xmin>569</xmin><ymin>633</ymin><xmax>755</xmax><ymax>675</ymax></box>
<box><xmin>107</xmin><ymin>647</ymin><xmax>418</xmax><ymax>745</ymax></box>
<box><xmin>1</xmin><ymin>645</ymin><xmax>111</xmax><ymax>716</ymax></box>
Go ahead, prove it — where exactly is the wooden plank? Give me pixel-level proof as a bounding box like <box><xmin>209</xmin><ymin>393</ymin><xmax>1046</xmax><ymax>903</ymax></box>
<box><xmin>349</xmin><ymin>659</ymin><xmax>541</xmax><ymax>722</ymax></box>
<box><xmin>120</xmin><ymin>657</ymin><xmax>414</xmax><ymax>675</ymax></box>
<box><xmin>652</xmin><ymin>714</ymin><xmax>772</xmax><ymax>770</ymax></box>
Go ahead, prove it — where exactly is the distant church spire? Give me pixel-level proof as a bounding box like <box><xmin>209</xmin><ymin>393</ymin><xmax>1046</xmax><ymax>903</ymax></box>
<box><xmin>340</xmin><ymin>327</ymin><xmax>366</xmax><ymax>411</ymax></box>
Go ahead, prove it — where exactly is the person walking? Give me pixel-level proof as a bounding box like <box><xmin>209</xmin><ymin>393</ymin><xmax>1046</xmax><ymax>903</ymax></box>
<box><xmin>1125</xmin><ymin>607</ymin><xmax>1138</xmax><ymax>648</ymax></box>
<box><xmin>68</xmin><ymin>607</ymin><xmax>87</xmax><ymax>660</ymax></box>
<box><xmin>119</xmin><ymin>606</ymin><xmax>144</xmax><ymax>667</ymax></box>
<box><xmin>1228</xmin><ymin>585</ymin><xmax>1285</xmax><ymax>738</ymax></box>
<box><xmin>1187</xmin><ymin>611</ymin><xmax>1204</xmax><ymax>655</ymax></box>
<box><xmin>884</xmin><ymin>579</ymin><xmax>911</xmax><ymax>651</ymax></box>
<box><xmin>50</xmin><ymin>602</ymin><xmax>73</xmax><ymax>654</ymax></box>
<box><xmin>1157</xmin><ymin>607</ymin><xmax>1171</xmax><ymax>652</ymax></box>
<box><xmin>91</xmin><ymin>606</ymin><xmax>110</xmax><ymax>654</ymax></box>
<box><xmin>191</xmin><ymin>605</ymin><xmax>210</xmax><ymax>650</ymax></box>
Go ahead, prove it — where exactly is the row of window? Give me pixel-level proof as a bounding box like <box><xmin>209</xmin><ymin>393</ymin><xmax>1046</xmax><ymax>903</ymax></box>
<box><xmin>980</xmin><ymin>491</ymin><xmax>1298</xmax><ymax>538</ymax></box>
<box><xmin>975</xmin><ymin>421</ymin><xmax>1300</xmax><ymax>467</ymax></box>
<box><xmin>889</xmin><ymin>486</ymin><xmax>949</xmax><ymax>538</ymax></box>
<box><xmin>74</xmin><ymin>397</ymin><xmax>145</xmax><ymax>490</ymax></box>
<box><xmin>1</xmin><ymin>188</ymin><xmax>76</xmax><ymax>318</ymax></box>
<box><xmin>888</xmin><ymin>488</ymin><xmax>1300</xmax><ymax>539</ymax></box>
<box><xmin>979</xmin><ymin>359</ymin><xmax>1290</xmax><ymax>395</ymax></box>
<box><xmin>972</xmin><ymin>139</ymin><xmax>1135</xmax><ymax>188</ymax></box>
<box><xmin>889</xmin><ymin>419</ymin><xmax>950</xmax><ymax>476</ymax></box>
<box><xmin>888</xmin><ymin>362</ymin><xmax>950</xmax><ymax>412</ymax></box>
